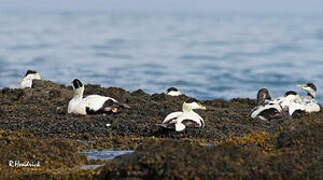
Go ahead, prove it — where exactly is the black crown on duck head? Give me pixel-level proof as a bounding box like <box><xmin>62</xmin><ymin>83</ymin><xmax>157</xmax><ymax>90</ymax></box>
<box><xmin>185</xmin><ymin>98</ymin><xmax>198</xmax><ymax>103</ymax></box>
<box><xmin>72</xmin><ymin>79</ymin><xmax>83</xmax><ymax>89</ymax></box>
<box><xmin>284</xmin><ymin>90</ymin><xmax>297</xmax><ymax>96</ymax></box>
<box><xmin>25</xmin><ymin>70</ymin><xmax>37</xmax><ymax>76</ymax></box>
<box><xmin>167</xmin><ymin>87</ymin><xmax>178</xmax><ymax>92</ymax></box>
<box><xmin>306</xmin><ymin>83</ymin><xmax>317</xmax><ymax>91</ymax></box>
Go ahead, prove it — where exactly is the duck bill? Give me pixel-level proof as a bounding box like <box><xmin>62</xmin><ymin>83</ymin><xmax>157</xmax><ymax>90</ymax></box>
<box><xmin>198</xmin><ymin>103</ymin><xmax>207</xmax><ymax>110</ymax></box>
<box><xmin>297</xmin><ymin>84</ymin><xmax>307</xmax><ymax>88</ymax></box>
<box><xmin>104</xmin><ymin>107</ymin><xmax>119</xmax><ymax>113</ymax></box>
<box><xmin>34</xmin><ymin>73</ymin><xmax>41</xmax><ymax>80</ymax></box>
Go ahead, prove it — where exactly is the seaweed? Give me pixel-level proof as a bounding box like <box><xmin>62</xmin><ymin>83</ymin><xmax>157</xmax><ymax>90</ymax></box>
<box><xmin>0</xmin><ymin>80</ymin><xmax>322</xmax><ymax>179</ymax></box>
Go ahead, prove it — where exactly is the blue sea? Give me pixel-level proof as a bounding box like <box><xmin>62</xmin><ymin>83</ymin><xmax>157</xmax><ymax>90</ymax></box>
<box><xmin>0</xmin><ymin>12</ymin><xmax>323</xmax><ymax>102</ymax></box>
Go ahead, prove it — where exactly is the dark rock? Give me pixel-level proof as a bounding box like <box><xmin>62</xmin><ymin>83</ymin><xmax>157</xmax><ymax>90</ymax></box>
<box><xmin>0</xmin><ymin>80</ymin><xmax>322</xmax><ymax>179</ymax></box>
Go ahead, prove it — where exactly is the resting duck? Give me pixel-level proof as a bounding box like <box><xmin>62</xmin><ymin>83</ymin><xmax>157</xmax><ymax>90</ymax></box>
<box><xmin>19</xmin><ymin>70</ymin><xmax>41</xmax><ymax>88</ymax></box>
<box><xmin>297</xmin><ymin>83</ymin><xmax>320</xmax><ymax>113</ymax></box>
<box><xmin>164</xmin><ymin>87</ymin><xmax>182</xmax><ymax>96</ymax></box>
<box><xmin>68</xmin><ymin>79</ymin><xmax>130</xmax><ymax>115</ymax></box>
<box><xmin>279</xmin><ymin>91</ymin><xmax>305</xmax><ymax>116</ymax></box>
<box><xmin>250</xmin><ymin>88</ymin><xmax>287</xmax><ymax>121</ymax></box>
<box><xmin>157</xmin><ymin>98</ymin><xmax>206</xmax><ymax>132</ymax></box>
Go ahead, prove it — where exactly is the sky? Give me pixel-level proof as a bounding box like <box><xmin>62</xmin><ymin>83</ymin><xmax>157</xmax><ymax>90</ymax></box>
<box><xmin>0</xmin><ymin>0</ymin><xmax>322</xmax><ymax>14</ymax></box>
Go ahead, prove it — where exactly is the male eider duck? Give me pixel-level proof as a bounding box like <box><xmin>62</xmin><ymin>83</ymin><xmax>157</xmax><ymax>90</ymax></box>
<box><xmin>297</xmin><ymin>83</ymin><xmax>320</xmax><ymax>112</ymax></box>
<box><xmin>250</xmin><ymin>88</ymin><xmax>287</xmax><ymax>121</ymax></box>
<box><xmin>279</xmin><ymin>91</ymin><xmax>305</xmax><ymax>116</ymax></box>
<box><xmin>164</xmin><ymin>87</ymin><xmax>182</xmax><ymax>96</ymax></box>
<box><xmin>267</xmin><ymin>90</ymin><xmax>305</xmax><ymax>116</ymax></box>
<box><xmin>68</xmin><ymin>79</ymin><xmax>131</xmax><ymax>115</ymax></box>
<box><xmin>157</xmin><ymin>98</ymin><xmax>206</xmax><ymax>132</ymax></box>
<box><xmin>18</xmin><ymin>70</ymin><xmax>41</xmax><ymax>88</ymax></box>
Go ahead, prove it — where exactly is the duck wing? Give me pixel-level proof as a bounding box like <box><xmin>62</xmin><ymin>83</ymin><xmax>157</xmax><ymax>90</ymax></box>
<box><xmin>84</xmin><ymin>95</ymin><xmax>119</xmax><ymax>114</ymax></box>
<box><xmin>287</xmin><ymin>102</ymin><xmax>305</xmax><ymax>115</ymax></box>
<box><xmin>182</xmin><ymin>120</ymin><xmax>202</xmax><ymax>128</ymax></box>
<box><xmin>176</xmin><ymin>112</ymin><xmax>204</xmax><ymax>128</ymax></box>
<box><xmin>186</xmin><ymin>111</ymin><xmax>205</xmax><ymax>127</ymax></box>
<box><xmin>305</xmin><ymin>99</ymin><xmax>320</xmax><ymax>112</ymax></box>
<box><xmin>162</xmin><ymin>112</ymin><xmax>183</xmax><ymax>124</ymax></box>
<box><xmin>251</xmin><ymin>103</ymin><xmax>283</xmax><ymax>120</ymax></box>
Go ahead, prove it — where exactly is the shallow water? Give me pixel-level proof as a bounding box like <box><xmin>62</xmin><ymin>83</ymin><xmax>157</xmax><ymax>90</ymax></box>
<box><xmin>204</xmin><ymin>143</ymin><xmax>218</xmax><ymax>147</ymax></box>
<box><xmin>0</xmin><ymin>12</ymin><xmax>323</xmax><ymax>102</ymax></box>
<box><xmin>79</xmin><ymin>164</ymin><xmax>104</xmax><ymax>170</ymax></box>
<box><xmin>78</xmin><ymin>149</ymin><xmax>133</xmax><ymax>169</ymax></box>
<box><xmin>81</xmin><ymin>149</ymin><xmax>134</xmax><ymax>161</ymax></box>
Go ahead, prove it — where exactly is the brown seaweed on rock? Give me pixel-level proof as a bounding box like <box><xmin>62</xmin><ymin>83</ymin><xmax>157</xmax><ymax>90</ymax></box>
<box><xmin>0</xmin><ymin>80</ymin><xmax>294</xmax><ymax>139</ymax></box>
<box><xmin>97</xmin><ymin>118</ymin><xmax>322</xmax><ymax>179</ymax></box>
<box><xmin>0</xmin><ymin>80</ymin><xmax>322</xmax><ymax>179</ymax></box>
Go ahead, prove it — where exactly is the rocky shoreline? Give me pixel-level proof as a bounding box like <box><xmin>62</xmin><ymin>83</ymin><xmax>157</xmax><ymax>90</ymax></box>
<box><xmin>0</xmin><ymin>80</ymin><xmax>322</xmax><ymax>179</ymax></box>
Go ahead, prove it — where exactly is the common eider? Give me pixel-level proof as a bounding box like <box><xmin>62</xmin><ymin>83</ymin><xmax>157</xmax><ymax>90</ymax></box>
<box><xmin>250</xmin><ymin>88</ymin><xmax>288</xmax><ymax>121</ymax></box>
<box><xmin>18</xmin><ymin>70</ymin><xmax>41</xmax><ymax>88</ymax></box>
<box><xmin>297</xmin><ymin>83</ymin><xmax>320</xmax><ymax>112</ymax></box>
<box><xmin>156</xmin><ymin>98</ymin><xmax>206</xmax><ymax>132</ymax></box>
<box><xmin>164</xmin><ymin>87</ymin><xmax>182</xmax><ymax>96</ymax></box>
<box><xmin>68</xmin><ymin>79</ymin><xmax>131</xmax><ymax>115</ymax></box>
<box><xmin>279</xmin><ymin>91</ymin><xmax>305</xmax><ymax>116</ymax></box>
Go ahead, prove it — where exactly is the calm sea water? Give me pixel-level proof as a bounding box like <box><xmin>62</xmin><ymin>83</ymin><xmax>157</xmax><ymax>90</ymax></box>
<box><xmin>79</xmin><ymin>149</ymin><xmax>134</xmax><ymax>169</ymax></box>
<box><xmin>0</xmin><ymin>12</ymin><xmax>323</xmax><ymax>102</ymax></box>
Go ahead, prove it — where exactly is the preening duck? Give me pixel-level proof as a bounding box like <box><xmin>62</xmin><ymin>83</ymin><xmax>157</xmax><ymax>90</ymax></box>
<box><xmin>18</xmin><ymin>70</ymin><xmax>41</xmax><ymax>88</ymax></box>
<box><xmin>250</xmin><ymin>88</ymin><xmax>287</xmax><ymax>121</ymax></box>
<box><xmin>68</xmin><ymin>79</ymin><xmax>130</xmax><ymax>115</ymax></box>
<box><xmin>164</xmin><ymin>87</ymin><xmax>182</xmax><ymax>96</ymax></box>
<box><xmin>157</xmin><ymin>98</ymin><xmax>206</xmax><ymax>132</ymax></box>
<box><xmin>297</xmin><ymin>83</ymin><xmax>320</xmax><ymax>112</ymax></box>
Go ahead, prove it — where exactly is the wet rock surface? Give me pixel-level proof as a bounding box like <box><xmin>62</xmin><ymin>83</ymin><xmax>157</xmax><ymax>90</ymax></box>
<box><xmin>0</xmin><ymin>80</ymin><xmax>322</xmax><ymax>179</ymax></box>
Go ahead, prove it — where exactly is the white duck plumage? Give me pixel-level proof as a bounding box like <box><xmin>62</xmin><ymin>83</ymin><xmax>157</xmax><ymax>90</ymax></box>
<box><xmin>158</xmin><ymin>98</ymin><xmax>206</xmax><ymax>132</ymax></box>
<box><xmin>19</xmin><ymin>70</ymin><xmax>41</xmax><ymax>88</ymax></box>
<box><xmin>251</xmin><ymin>103</ymin><xmax>284</xmax><ymax>120</ymax></box>
<box><xmin>279</xmin><ymin>91</ymin><xmax>305</xmax><ymax>116</ymax></box>
<box><xmin>164</xmin><ymin>87</ymin><xmax>182</xmax><ymax>96</ymax></box>
<box><xmin>250</xmin><ymin>88</ymin><xmax>287</xmax><ymax>121</ymax></box>
<box><xmin>68</xmin><ymin>79</ymin><xmax>130</xmax><ymax>115</ymax></box>
<box><xmin>263</xmin><ymin>90</ymin><xmax>306</xmax><ymax>116</ymax></box>
<box><xmin>297</xmin><ymin>83</ymin><xmax>320</xmax><ymax>113</ymax></box>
